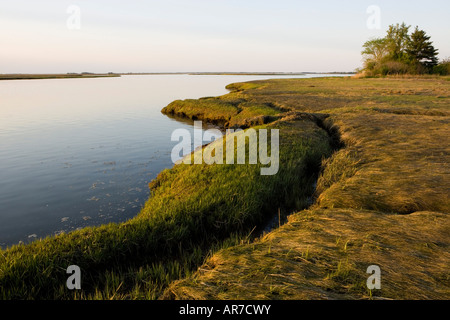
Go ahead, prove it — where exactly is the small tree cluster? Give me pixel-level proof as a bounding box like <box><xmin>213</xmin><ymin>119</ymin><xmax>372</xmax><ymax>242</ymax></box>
<box><xmin>433</xmin><ymin>58</ymin><xmax>450</xmax><ymax>75</ymax></box>
<box><xmin>361</xmin><ymin>23</ymin><xmax>441</xmax><ymax>76</ymax></box>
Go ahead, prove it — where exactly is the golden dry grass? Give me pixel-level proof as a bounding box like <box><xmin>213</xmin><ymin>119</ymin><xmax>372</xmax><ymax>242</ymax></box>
<box><xmin>316</xmin><ymin>112</ymin><xmax>450</xmax><ymax>214</ymax></box>
<box><xmin>164</xmin><ymin>209</ymin><xmax>449</xmax><ymax>300</ymax></box>
<box><xmin>163</xmin><ymin>76</ymin><xmax>450</xmax><ymax>300</ymax></box>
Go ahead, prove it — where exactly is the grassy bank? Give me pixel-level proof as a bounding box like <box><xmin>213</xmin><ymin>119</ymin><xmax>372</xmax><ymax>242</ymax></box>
<box><xmin>165</xmin><ymin>76</ymin><xmax>450</xmax><ymax>300</ymax></box>
<box><xmin>165</xmin><ymin>209</ymin><xmax>449</xmax><ymax>300</ymax></box>
<box><xmin>0</xmin><ymin>76</ymin><xmax>448</xmax><ymax>300</ymax></box>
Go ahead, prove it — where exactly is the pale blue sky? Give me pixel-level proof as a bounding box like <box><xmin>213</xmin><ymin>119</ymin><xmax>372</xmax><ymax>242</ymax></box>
<box><xmin>1</xmin><ymin>0</ymin><xmax>449</xmax><ymax>73</ymax></box>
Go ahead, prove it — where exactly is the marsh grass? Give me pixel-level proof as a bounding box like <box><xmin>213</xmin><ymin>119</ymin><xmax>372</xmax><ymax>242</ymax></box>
<box><xmin>164</xmin><ymin>76</ymin><xmax>450</xmax><ymax>300</ymax></box>
<box><xmin>315</xmin><ymin>112</ymin><xmax>449</xmax><ymax>214</ymax></box>
<box><xmin>166</xmin><ymin>209</ymin><xmax>449</xmax><ymax>300</ymax></box>
<box><xmin>162</xmin><ymin>96</ymin><xmax>287</xmax><ymax>129</ymax></box>
<box><xmin>223</xmin><ymin>76</ymin><xmax>449</xmax><ymax>214</ymax></box>
<box><xmin>162</xmin><ymin>98</ymin><xmax>241</xmax><ymax>125</ymax></box>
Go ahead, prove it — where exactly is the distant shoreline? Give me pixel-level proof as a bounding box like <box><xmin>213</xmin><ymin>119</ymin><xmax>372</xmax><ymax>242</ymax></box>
<box><xmin>0</xmin><ymin>73</ymin><xmax>120</xmax><ymax>80</ymax></box>
<box><xmin>121</xmin><ymin>72</ymin><xmax>355</xmax><ymax>76</ymax></box>
<box><xmin>0</xmin><ymin>72</ymin><xmax>355</xmax><ymax>80</ymax></box>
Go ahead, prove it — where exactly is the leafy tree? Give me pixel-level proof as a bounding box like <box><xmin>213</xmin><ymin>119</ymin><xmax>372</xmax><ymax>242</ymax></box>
<box><xmin>407</xmin><ymin>26</ymin><xmax>439</xmax><ymax>70</ymax></box>
<box><xmin>385</xmin><ymin>23</ymin><xmax>411</xmax><ymax>62</ymax></box>
<box><xmin>362</xmin><ymin>38</ymin><xmax>388</xmax><ymax>65</ymax></box>
<box><xmin>360</xmin><ymin>22</ymin><xmax>441</xmax><ymax>75</ymax></box>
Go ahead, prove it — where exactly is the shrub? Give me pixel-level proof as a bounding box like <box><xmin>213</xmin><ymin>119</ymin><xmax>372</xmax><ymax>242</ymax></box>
<box><xmin>379</xmin><ymin>61</ymin><xmax>411</xmax><ymax>75</ymax></box>
<box><xmin>433</xmin><ymin>58</ymin><xmax>450</xmax><ymax>75</ymax></box>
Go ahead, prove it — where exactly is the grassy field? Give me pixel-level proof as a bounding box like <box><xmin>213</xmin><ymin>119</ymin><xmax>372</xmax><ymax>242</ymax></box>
<box><xmin>164</xmin><ymin>76</ymin><xmax>450</xmax><ymax>300</ymax></box>
<box><xmin>165</xmin><ymin>209</ymin><xmax>448</xmax><ymax>300</ymax></box>
<box><xmin>0</xmin><ymin>76</ymin><xmax>448</xmax><ymax>300</ymax></box>
<box><xmin>0</xmin><ymin>74</ymin><xmax>120</xmax><ymax>80</ymax></box>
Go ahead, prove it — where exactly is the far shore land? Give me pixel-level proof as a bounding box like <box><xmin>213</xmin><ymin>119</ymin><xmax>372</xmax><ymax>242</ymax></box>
<box><xmin>0</xmin><ymin>73</ymin><xmax>121</xmax><ymax>80</ymax></box>
<box><xmin>0</xmin><ymin>71</ymin><xmax>355</xmax><ymax>81</ymax></box>
<box><xmin>0</xmin><ymin>75</ymin><xmax>448</xmax><ymax>300</ymax></box>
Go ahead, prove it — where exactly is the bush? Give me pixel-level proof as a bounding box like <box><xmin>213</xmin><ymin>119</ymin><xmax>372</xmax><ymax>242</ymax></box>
<box><xmin>363</xmin><ymin>60</ymin><xmax>411</xmax><ymax>77</ymax></box>
<box><xmin>379</xmin><ymin>61</ymin><xmax>411</xmax><ymax>75</ymax></box>
<box><xmin>433</xmin><ymin>59</ymin><xmax>450</xmax><ymax>75</ymax></box>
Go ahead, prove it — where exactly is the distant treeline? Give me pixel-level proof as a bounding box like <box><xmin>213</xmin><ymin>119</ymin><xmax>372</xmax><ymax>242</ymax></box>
<box><xmin>359</xmin><ymin>23</ymin><xmax>450</xmax><ymax>76</ymax></box>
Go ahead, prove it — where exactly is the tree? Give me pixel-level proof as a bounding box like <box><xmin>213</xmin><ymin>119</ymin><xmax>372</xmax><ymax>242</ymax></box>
<box><xmin>360</xmin><ymin>22</ymin><xmax>442</xmax><ymax>76</ymax></box>
<box><xmin>385</xmin><ymin>23</ymin><xmax>411</xmax><ymax>62</ymax></box>
<box><xmin>407</xmin><ymin>26</ymin><xmax>439</xmax><ymax>70</ymax></box>
<box><xmin>362</xmin><ymin>38</ymin><xmax>388</xmax><ymax>64</ymax></box>
<box><xmin>361</xmin><ymin>38</ymin><xmax>389</xmax><ymax>74</ymax></box>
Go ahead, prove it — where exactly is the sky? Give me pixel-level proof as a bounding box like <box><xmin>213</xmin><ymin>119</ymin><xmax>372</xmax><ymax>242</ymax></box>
<box><xmin>1</xmin><ymin>0</ymin><xmax>449</xmax><ymax>73</ymax></box>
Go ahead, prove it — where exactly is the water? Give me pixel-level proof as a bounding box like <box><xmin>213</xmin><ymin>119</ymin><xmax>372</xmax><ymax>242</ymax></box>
<box><xmin>0</xmin><ymin>74</ymin><xmax>347</xmax><ymax>248</ymax></box>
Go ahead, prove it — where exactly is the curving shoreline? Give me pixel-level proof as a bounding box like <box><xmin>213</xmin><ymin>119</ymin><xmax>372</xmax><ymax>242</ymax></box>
<box><xmin>0</xmin><ymin>76</ymin><xmax>449</xmax><ymax>300</ymax></box>
<box><xmin>0</xmin><ymin>78</ymin><xmax>334</xmax><ymax>299</ymax></box>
